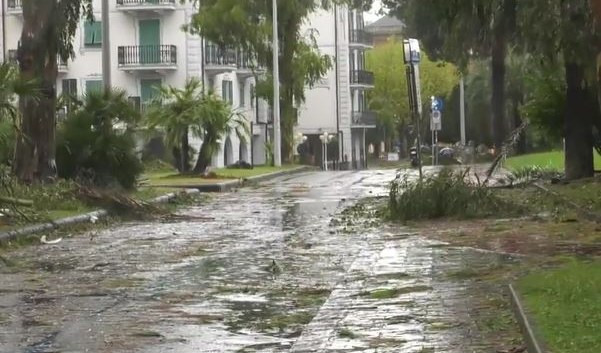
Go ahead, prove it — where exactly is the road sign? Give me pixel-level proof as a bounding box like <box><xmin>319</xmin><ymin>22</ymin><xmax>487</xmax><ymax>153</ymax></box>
<box><xmin>432</xmin><ymin>97</ymin><xmax>444</xmax><ymax>111</ymax></box>
<box><xmin>431</xmin><ymin>110</ymin><xmax>442</xmax><ymax>131</ymax></box>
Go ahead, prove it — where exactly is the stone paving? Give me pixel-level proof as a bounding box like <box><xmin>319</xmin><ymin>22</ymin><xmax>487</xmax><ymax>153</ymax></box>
<box><xmin>0</xmin><ymin>170</ymin><xmax>521</xmax><ymax>353</ymax></box>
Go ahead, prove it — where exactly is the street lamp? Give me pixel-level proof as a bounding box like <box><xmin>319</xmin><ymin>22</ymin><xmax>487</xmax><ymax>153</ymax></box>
<box><xmin>272</xmin><ymin>0</ymin><xmax>282</xmax><ymax>167</ymax></box>
<box><xmin>319</xmin><ymin>132</ymin><xmax>334</xmax><ymax>171</ymax></box>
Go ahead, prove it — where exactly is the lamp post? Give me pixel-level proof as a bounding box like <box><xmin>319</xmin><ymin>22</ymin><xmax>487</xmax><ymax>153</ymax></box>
<box><xmin>319</xmin><ymin>132</ymin><xmax>334</xmax><ymax>171</ymax></box>
<box><xmin>403</xmin><ymin>38</ymin><xmax>423</xmax><ymax>180</ymax></box>
<box><xmin>272</xmin><ymin>0</ymin><xmax>282</xmax><ymax>167</ymax></box>
<box><xmin>101</xmin><ymin>0</ymin><xmax>111</xmax><ymax>91</ymax></box>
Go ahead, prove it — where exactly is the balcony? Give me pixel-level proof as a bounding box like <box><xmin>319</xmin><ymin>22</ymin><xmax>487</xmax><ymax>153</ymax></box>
<box><xmin>7</xmin><ymin>0</ymin><xmax>22</xmax><ymax>15</ymax></box>
<box><xmin>118</xmin><ymin>45</ymin><xmax>177</xmax><ymax>73</ymax></box>
<box><xmin>350</xmin><ymin>70</ymin><xmax>374</xmax><ymax>88</ymax></box>
<box><xmin>116</xmin><ymin>0</ymin><xmax>175</xmax><ymax>14</ymax></box>
<box><xmin>350</xmin><ymin>30</ymin><xmax>373</xmax><ymax>48</ymax></box>
<box><xmin>352</xmin><ymin>111</ymin><xmax>377</xmax><ymax>127</ymax></box>
<box><xmin>204</xmin><ymin>44</ymin><xmax>238</xmax><ymax>75</ymax></box>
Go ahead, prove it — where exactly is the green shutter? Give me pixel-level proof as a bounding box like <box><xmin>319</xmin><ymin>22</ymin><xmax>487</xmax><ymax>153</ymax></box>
<box><xmin>86</xmin><ymin>80</ymin><xmax>102</xmax><ymax>94</ymax></box>
<box><xmin>141</xmin><ymin>79</ymin><xmax>162</xmax><ymax>103</ymax></box>
<box><xmin>84</xmin><ymin>21</ymin><xmax>102</xmax><ymax>47</ymax></box>
<box><xmin>139</xmin><ymin>19</ymin><xmax>160</xmax><ymax>64</ymax></box>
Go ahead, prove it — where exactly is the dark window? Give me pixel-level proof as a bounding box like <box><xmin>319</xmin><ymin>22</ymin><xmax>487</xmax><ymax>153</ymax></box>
<box><xmin>62</xmin><ymin>79</ymin><xmax>78</xmax><ymax>97</ymax></box>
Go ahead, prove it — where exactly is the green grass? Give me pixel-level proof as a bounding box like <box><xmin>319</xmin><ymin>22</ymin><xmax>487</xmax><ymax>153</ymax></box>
<box><xmin>517</xmin><ymin>260</ymin><xmax>601</xmax><ymax>353</ymax></box>
<box><xmin>505</xmin><ymin>151</ymin><xmax>601</xmax><ymax>171</ymax></box>
<box><xmin>146</xmin><ymin>165</ymin><xmax>297</xmax><ymax>186</ymax></box>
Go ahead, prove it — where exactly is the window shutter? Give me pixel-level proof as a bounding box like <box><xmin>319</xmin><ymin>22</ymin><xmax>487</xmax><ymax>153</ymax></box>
<box><xmin>95</xmin><ymin>22</ymin><xmax>103</xmax><ymax>45</ymax></box>
<box><xmin>128</xmin><ymin>96</ymin><xmax>141</xmax><ymax>112</ymax></box>
<box><xmin>84</xmin><ymin>22</ymin><xmax>94</xmax><ymax>45</ymax></box>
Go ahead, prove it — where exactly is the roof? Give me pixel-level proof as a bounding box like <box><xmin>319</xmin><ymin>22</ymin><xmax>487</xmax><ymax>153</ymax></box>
<box><xmin>365</xmin><ymin>16</ymin><xmax>404</xmax><ymax>35</ymax></box>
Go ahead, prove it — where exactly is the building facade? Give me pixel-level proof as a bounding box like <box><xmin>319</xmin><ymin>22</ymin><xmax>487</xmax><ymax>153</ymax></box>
<box><xmin>0</xmin><ymin>1</ymin><xmax>371</xmax><ymax>170</ymax></box>
<box><xmin>365</xmin><ymin>16</ymin><xmax>404</xmax><ymax>47</ymax></box>
<box><xmin>298</xmin><ymin>6</ymin><xmax>376</xmax><ymax>169</ymax></box>
<box><xmin>0</xmin><ymin>0</ymin><xmax>270</xmax><ymax>168</ymax></box>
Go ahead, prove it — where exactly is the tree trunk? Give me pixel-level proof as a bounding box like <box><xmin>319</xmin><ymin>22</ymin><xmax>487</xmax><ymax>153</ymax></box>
<box><xmin>181</xmin><ymin>127</ymin><xmax>190</xmax><ymax>173</ymax></box>
<box><xmin>513</xmin><ymin>95</ymin><xmax>526</xmax><ymax>154</ymax></box>
<box><xmin>172</xmin><ymin>147</ymin><xmax>183</xmax><ymax>173</ymax></box>
<box><xmin>193</xmin><ymin>136</ymin><xmax>216</xmax><ymax>174</ymax></box>
<box><xmin>564</xmin><ymin>61</ymin><xmax>594</xmax><ymax>180</ymax></box>
<box><xmin>14</xmin><ymin>0</ymin><xmax>58</xmax><ymax>183</ymax></box>
<box><xmin>491</xmin><ymin>26</ymin><xmax>506</xmax><ymax>151</ymax></box>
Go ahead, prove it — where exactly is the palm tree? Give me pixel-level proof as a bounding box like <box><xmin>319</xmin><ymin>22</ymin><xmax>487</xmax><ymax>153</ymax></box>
<box><xmin>192</xmin><ymin>94</ymin><xmax>247</xmax><ymax>174</ymax></box>
<box><xmin>0</xmin><ymin>63</ymin><xmax>39</xmax><ymax>167</ymax></box>
<box><xmin>146</xmin><ymin>78</ymin><xmax>247</xmax><ymax>175</ymax></box>
<box><xmin>56</xmin><ymin>89</ymin><xmax>142</xmax><ymax>189</ymax></box>
<box><xmin>146</xmin><ymin>78</ymin><xmax>203</xmax><ymax>173</ymax></box>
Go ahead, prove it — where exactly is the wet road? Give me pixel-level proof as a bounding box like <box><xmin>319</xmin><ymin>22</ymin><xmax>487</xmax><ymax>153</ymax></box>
<box><xmin>0</xmin><ymin>170</ymin><xmax>518</xmax><ymax>352</ymax></box>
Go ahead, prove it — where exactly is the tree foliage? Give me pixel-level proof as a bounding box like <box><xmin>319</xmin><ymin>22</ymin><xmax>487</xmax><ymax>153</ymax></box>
<box><xmin>366</xmin><ymin>37</ymin><xmax>458</xmax><ymax>148</ymax></box>
<box><xmin>15</xmin><ymin>0</ymin><xmax>93</xmax><ymax>183</ymax></box>
<box><xmin>146</xmin><ymin>78</ymin><xmax>247</xmax><ymax>174</ymax></box>
<box><xmin>56</xmin><ymin>90</ymin><xmax>142</xmax><ymax>189</ymax></box>
<box><xmin>188</xmin><ymin>0</ymin><xmax>366</xmax><ymax>161</ymax></box>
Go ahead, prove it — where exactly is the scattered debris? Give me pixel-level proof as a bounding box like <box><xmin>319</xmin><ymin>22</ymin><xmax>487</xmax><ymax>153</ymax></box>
<box><xmin>40</xmin><ymin>235</ymin><xmax>62</xmax><ymax>245</ymax></box>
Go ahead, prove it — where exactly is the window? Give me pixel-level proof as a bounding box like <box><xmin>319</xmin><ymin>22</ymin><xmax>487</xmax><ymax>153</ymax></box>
<box><xmin>250</xmin><ymin>84</ymin><xmax>255</xmax><ymax>108</ymax></box>
<box><xmin>84</xmin><ymin>21</ymin><xmax>102</xmax><ymax>48</ymax></box>
<box><xmin>239</xmin><ymin>83</ymin><xmax>245</xmax><ymax>107</ymax></box>
<box><xmin>222</xmin><ymin>80</ymin><xmax>233</xmax><ymax>104</ymax></box>
<box><xmin>62</xmin><ymin>79</ymin><xmax>77</xmax><ymax>97</ymax></box>
<box><xmin>85</xmin><ymin>80</ymin><xmax>102</xmax><ymax>94</ymax></box>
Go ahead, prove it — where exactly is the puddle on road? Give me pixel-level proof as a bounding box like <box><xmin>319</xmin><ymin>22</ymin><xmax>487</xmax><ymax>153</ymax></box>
<box><xmin>0</xmin><ymin>170</ymin><xmax>521</xmax><ymax>353</ymax></box>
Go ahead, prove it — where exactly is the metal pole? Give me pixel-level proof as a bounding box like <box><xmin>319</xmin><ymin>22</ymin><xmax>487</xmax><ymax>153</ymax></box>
<box><xmin>272</xmin><ymin>0</ymin><xmax>282</xmax><ymax>167</ymax></box>
<box><xmin>431</xmin><ymin>129</ymin><xmax>435</xmax><ymax>166</ymax></box>
<box><xmin>101</xmin><ymin>0</ymin><xmax>111</xmax><ymax>91</ymax></box>
<box><xmin>460</xmin><ymin>76</ymin><xmax>466</xmax><ymax>145</ymax></box>
<box><xmin>412</xmin><ymin>64</ymin><xmax>423</xmax><ymax>180</ymax></box>
<box><xmin>324</xmin><ymin>141</ymin><xmax>328</xmax><ymax>171</ymax></box>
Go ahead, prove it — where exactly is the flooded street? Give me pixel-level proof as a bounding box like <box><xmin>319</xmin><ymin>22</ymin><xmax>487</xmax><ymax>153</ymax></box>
<box><xmin>0</xmin><ymin>170</ymin><xmax>520</xmax><ymax>353</ymax></box>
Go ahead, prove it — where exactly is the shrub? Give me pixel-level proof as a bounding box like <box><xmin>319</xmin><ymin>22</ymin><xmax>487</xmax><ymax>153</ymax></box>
<box><xmin>389</xmin><ymin>169</ymin><xmax>518</xmax><ymax>221</ymax></box>
<box><xmin>0</xmin><ymin>119</ymin><xmax>15</xmax><ymax>165</ymax></box>
<box><xmin>56</xmin><ymin>90</ymin><xmax>142</xmax><ymax>189</ymax></box>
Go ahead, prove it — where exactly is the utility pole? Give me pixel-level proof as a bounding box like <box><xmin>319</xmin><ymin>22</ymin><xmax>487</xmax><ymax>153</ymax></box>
<box><xmin>272</xmin><ymin>0</ymin><xmax>282</xmax><ymax>167</ymax></box>
<box><xmin>460</xmin><ymin>76</ymin><xmax>466</xmax><ymax>145</ymax></box>
<box><xmin>101</xmin><ymin>0</ymin><xmax>111</xmax><ymax>91</ymax></box>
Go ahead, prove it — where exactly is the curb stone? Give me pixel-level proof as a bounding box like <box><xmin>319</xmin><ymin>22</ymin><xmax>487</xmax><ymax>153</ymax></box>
<box><xmin>508</xmin><ymin>284</ymin><xmax>546</xmax><ymax>353</ymax></box>
<box><xmin>0</xmin><ymin>188</ymin><xmax>200</xmax><ymax>244</ymax></box>
<box><xmin>151</xmin><ymin>165</ymin><xmax>313</xmax><ymax>192</ymax></box>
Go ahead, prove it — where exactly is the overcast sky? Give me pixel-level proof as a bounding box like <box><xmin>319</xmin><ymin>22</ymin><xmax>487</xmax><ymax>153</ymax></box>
<box><xmin>364</xmin><ymin>0</ymin><xmax>384</xmax><ymax>24</ymax></box>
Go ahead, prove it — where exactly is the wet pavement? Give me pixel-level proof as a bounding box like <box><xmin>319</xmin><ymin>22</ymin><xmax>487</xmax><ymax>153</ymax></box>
<box><xmin>0</xmin><ymin>170</ymin><xmax>520</xmax><ymax>353</ymax></box>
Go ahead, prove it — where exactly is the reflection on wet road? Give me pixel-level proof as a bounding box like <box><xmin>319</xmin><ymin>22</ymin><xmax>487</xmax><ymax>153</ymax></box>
<box><xmin>0</xmin><ymin>170</ymin><xmax>518</xmax><ymax>352</ymax></box>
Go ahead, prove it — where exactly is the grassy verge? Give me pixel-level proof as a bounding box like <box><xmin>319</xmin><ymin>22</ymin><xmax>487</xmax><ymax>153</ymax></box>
<box><xmin>0</xmin><ymin>180</ymin><xmax>180</xmax><ymax>231</ymax></box>
<box><xmin>517</xmin><ymin>260</ymin><xmax>601</xmax><ymax>353</ymax></box>
<box><xmin>505</xmin><ymin>150</ymin><xmax>601</xmax><ymax>171</ymax></box>
<box><xmin>145</xmin><ymin>165</ymin><xmax>298</xmax><ymax>187</ymax></box>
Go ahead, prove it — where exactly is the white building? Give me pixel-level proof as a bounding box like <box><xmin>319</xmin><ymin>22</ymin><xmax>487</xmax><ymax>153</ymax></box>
<box><xmin>299</xmin><ymin>7</ymin><xmax>375</xmax><ymax>169</ymax></box>
<box><xmin>0</xmin><ymin>1</ymin><xmax>372</xmax><ymax>170</ymax></box>
<box><xmin>0</xmin><ymin>0</ymin><xmax>270</xmax><ymax>168</ymax></box>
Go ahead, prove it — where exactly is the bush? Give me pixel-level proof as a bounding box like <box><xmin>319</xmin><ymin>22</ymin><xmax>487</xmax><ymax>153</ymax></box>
<box><xmin>56</xmin><ymin>90</ymin><xmax>142</xmax><ymax>189</ymax></box>
<box><xmin>0</xmin><ymin>119</ymin><xmax>15</xmax><ymax>165</ymax></box>
<box><xmin>389</xmin><ymin>169</ymin><xmax>518</xmax><ymax>221</ymax></box>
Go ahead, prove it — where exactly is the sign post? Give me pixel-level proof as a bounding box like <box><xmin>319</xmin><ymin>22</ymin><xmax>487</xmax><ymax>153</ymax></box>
<box><xmin>403</xmin><ymin>39</ymin><xmax>423</xmax><ymax>180</ymax></box>
<box><xmin>430</xmin><ymin>97</ymin><xmax>443</xmax><ymax>165</ymax></box>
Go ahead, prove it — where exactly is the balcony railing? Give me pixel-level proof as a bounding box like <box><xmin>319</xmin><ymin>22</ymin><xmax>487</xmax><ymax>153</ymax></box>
<box><xmin>352</xmin><ymin>111</ymin><xmax>377</xmax><ymax>126</ymax></box>
<box><xmin>7</xmin><ymin>0</ymin><xmax>22</xmax><ymax>10</ymax></box>
<box><xmin>350</xmin><ymin>70</ymin><xmax>374</xmax><ymax>86</ymax></box>
<box><xmin>350</xmin><ymin>30</ymin><xmax>372</xmax><ymax>46</ymax></box>
<box><xmin>118</xmin><ymin>45</ymin><xmax>177</xmax><ymax>67</ymax></box>
<box><xmin>204</xmin><ymin>44</ymin><xmax>238</xmax><ymax>67</ymax></box>
<box><xmin>117</xmin><ymin>0</ymin><xmax>175</xmax><ymax>6</ymax></box>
